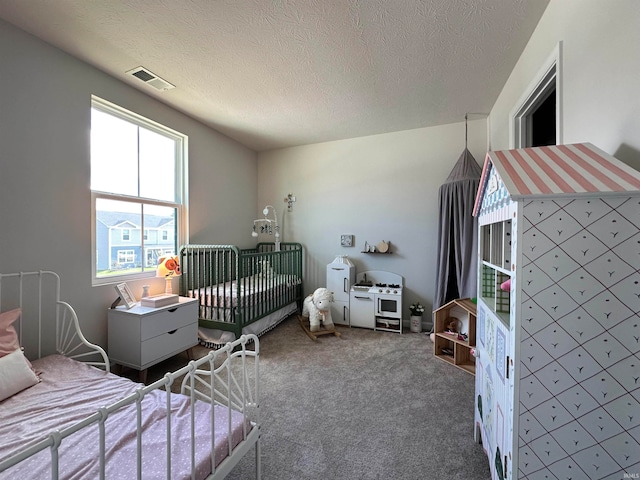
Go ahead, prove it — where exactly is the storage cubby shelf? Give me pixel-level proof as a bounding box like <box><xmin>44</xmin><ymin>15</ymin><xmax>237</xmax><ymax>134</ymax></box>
<box><xmin>433</xmin><ymin>298</ymin><xmax>476</xmax><ymax>375</ymax></box>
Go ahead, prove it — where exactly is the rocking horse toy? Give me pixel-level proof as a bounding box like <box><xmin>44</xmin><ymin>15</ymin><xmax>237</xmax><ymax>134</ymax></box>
<box><xmin>299</xmin><ymin>287</ymin><xmax>342</xmax><ymax>341</ymax></box>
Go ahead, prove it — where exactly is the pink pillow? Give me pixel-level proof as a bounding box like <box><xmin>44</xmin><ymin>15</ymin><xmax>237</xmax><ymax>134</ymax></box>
<box><xmin>0</xmin><ymin>308</ymin><xmax>22</xmax><ymax>358</ymax></box>
<box><xmin>500</xmin><ymin>279</ymin><xmax>511</xmax><ymax>291</ymax></box>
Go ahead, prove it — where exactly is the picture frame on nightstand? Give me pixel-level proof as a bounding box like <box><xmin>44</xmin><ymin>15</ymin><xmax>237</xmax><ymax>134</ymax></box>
<box><xmin>112</xmin><ymin>282</ymin><xmax>137</xmax><ymax>309</ymax></box>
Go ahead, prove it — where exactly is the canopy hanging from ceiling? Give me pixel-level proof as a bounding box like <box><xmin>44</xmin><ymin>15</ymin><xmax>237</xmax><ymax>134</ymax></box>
<box><xmin>434</xmin><ymin>147</ymin><xmax>482</xmax><ymax>310</ymax></box>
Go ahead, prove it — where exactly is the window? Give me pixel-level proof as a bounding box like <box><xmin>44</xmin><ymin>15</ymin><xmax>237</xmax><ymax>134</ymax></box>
<box><xmin>117</xmin><ymin>250</ymin><xmax>135</xmax><ymax>266</ymax></box>
<box><xmin>91</xmin><ymin>96</ymin><xmax>187</xmax><ymax>284</ymax></box>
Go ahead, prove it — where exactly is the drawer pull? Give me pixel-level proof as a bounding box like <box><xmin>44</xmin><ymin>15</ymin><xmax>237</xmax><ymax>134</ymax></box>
<box><xmin>167</xmin><ymin>329</ymin><xmax>177</xmax><ymax>334</ymax></box>
<box><xmin>168</xmin><ymin>307</ymin><xmax>178</xmax><ymax>313</ymax></box>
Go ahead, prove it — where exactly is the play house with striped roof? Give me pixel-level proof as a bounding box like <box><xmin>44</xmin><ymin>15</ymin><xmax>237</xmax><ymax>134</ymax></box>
<box><xmin>472</xmin><ymin>143</ymin><xmax>640</xmax><ymax>480</ymax></box>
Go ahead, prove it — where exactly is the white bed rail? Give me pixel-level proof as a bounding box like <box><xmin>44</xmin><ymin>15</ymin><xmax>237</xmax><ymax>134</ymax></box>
<box><xmin>181</xmin><ymin>334</ymin><xmax>262</xmax><ymax>479</ymax></box>
<box><xmin>0</xmin><ymin>334</ymin><xmax>261</xmax><ymax>480</ymax></box>
<box><xmin>0</xmin><ymin>271</ymin><xmax>109</xmax><ymax>370</ymax></box>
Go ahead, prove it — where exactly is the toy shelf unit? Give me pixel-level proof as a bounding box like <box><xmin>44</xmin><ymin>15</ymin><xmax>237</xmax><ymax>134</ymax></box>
<box><xmin>433</xmin><ymin>298</ymin><xmax>477</xmax><ymax>375</ymax></box>
<box><xmin>479</xmin><ymin>219</ymin><xmax>512</xmax><ymax>326</ymax></box>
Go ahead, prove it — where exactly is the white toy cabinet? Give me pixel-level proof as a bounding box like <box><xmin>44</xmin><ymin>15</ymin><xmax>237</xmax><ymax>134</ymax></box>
<box><xmin>326</xmin><ymin>255</ymin><xmax>355</xmax><ymax>326</ymax></box>
<box><xmin>473</xmin><ymin>143</ymin><xmax>640</xmax><ymax>480</ymax></box>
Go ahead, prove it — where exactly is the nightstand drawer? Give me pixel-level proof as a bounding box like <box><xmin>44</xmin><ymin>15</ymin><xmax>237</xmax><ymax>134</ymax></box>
<box><xmin>140</xmin><ymin>301</ymin><xmax>198</xmax><ymax>341</ymax></box>
<box><xmin>140</xmin><ymin>322</ymin><xmax>198</xmax><ymax>368</ymax></box>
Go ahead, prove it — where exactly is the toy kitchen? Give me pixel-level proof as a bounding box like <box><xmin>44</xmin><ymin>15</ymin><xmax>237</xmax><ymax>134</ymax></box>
<box><xmin>349</xmin><ymin>270</ymin><xmax>403</xmax><ymax>333</ymax></box>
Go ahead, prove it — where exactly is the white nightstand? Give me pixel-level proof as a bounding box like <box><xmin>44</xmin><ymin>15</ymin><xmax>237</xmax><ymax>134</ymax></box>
<box><xmin>107</xmin><ymin>296</ymin><xmax>198</xmax><ymax>383</ymax></box>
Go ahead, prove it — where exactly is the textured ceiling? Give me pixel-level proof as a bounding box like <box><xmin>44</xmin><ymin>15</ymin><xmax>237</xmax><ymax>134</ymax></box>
<box><xmin>0</xmin><ymin>0</ymin><xmax>549</xmax><ymax>152</ymax></box>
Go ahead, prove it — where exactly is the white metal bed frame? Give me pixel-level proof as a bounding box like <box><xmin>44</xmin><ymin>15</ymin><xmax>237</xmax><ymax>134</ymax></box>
<box><xmin>0</xmin><ymin>271</ymin><xmax>262</xmax><ymax>480</ymax></box>
<box><xmin>0</xmin><ymin>270</ymin><xmax>110</xmax><ymax>371</ymax></box>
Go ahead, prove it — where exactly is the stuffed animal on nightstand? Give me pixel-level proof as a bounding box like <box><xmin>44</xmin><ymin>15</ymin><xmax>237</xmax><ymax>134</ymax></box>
<box><xmin>302</xmin><ymin>288</ymin><xmax>335</xmax><ymax>332</ymax></box>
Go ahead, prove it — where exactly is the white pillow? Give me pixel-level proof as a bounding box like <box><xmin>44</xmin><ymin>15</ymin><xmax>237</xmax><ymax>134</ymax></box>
<box><xmin>0</xmin><ymin>349</ymin><xmax>39</xmax><ymax>402</ymax></box>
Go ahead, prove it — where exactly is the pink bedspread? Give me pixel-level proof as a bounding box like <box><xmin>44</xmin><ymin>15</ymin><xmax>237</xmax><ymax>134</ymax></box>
<box><xmin>0</xmin><ymin>355</ymin><xmax>251</xmax><ymax>479</ymax></box>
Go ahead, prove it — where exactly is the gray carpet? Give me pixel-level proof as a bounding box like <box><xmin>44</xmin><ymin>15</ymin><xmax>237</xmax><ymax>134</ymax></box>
<box><xmin>142</xmin><ymin>315</ymin><xmax>491</xmax><ymax>479</ymax></box>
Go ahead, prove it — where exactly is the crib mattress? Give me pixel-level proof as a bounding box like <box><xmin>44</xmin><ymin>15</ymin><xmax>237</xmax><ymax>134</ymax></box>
<box><xmin>191</xmin><ymin>274</ymin><xmax>300</xmax><ymax>322</ymax></box>
<box><xmin>0</xmin><ymin>354</ymin><xmax>251</xmax><ymax>480</ymax></box>
<box><xmin>190</xmin><ymin>274</ymin><xmax>300</xmax><ymax>308</ymax></box>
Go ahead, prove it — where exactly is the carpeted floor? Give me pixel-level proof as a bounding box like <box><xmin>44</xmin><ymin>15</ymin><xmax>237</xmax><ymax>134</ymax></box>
<box><xmin>140</xmin><ymin>314</ymin><xmax>491</xmax><ymax>479</ymax></box>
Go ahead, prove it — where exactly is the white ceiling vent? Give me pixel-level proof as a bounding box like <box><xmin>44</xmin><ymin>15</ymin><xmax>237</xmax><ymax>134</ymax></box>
<box><xmin>125</xmin><ymin>66</ymin><xmax>175</xmax><ymax>91</ymax></box>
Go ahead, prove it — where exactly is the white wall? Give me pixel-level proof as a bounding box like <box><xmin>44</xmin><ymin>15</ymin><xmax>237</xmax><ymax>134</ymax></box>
<box><xmin>490</xmin><ymin>0</ymin><xmax>640</xmax><ymax>171</ymax></box>
<box><xmin>257</xmin><ymin>120</ymin><xmax>487</xmax><ymax>321</ymax></box>
<box><xmin>0</xmin><ymin>19</ymin><xmax>258</xmax><ymax>347</ymax></box>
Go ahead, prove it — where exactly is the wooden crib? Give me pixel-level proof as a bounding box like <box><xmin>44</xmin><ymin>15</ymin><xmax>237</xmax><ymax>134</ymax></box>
<box><xmin>179</xmin><ymin>242</ymin><xmax>303</xmax><ymax>346</ymax></box>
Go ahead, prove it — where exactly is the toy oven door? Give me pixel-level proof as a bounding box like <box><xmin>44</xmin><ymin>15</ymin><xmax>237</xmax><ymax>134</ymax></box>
<box><xmin>376</xmin><ymin>294</ymin><xmax>401</xmax><ymax>319</ymax></box>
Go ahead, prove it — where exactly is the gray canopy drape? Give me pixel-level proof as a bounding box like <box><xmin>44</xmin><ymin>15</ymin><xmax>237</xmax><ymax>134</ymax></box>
<box><xmin>434</xmin><ymin>148</ymin><xmax>482</xmax><ymax>310</ymax></box>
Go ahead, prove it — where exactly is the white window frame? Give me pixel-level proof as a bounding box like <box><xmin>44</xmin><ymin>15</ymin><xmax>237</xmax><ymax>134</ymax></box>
<box><xmin>90</xmin><ymin>96</ymin><xmax>189</xmax><ymax>285</ymax></box>
<box><xmin>122</xmin><ymin>228</ymin><xmax>131</xmax><ymax>241</ymax></box>
<box><xmin>510</xmin><ymin>42</ymin><xmax>563</xmax><ymax>148</ymax></box>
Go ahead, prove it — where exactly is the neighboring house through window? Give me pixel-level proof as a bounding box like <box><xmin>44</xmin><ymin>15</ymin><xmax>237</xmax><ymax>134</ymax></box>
<box><xmin>90</xmin><ymin>96</ymin><xmax>187</xmax><ymax>284</ymax></box>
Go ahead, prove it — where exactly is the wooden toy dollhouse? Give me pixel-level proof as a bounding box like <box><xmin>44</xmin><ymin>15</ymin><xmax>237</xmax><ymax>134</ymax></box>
<box><xmin>472</xmin><ymin>143</ymin><xmax>640</xmax><ymax>480</ymax></box>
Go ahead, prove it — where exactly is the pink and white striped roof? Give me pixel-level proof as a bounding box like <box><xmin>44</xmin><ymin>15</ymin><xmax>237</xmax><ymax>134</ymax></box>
<box><xmin>473</xmin><ymin>143</ymin><xmax>640</xmax><ymax>215</ymax></box>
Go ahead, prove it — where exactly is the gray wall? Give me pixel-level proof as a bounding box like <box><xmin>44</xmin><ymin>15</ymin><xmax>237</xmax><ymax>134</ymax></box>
<box><xmin>0</xmin><ymin>19</ymin><xmax>257</xmax><ymax>346</ymax></box>
<box><xmin>257</xmin><ymin>120</ymin><xmax>488</xmax><ymax>322</ymax></box>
